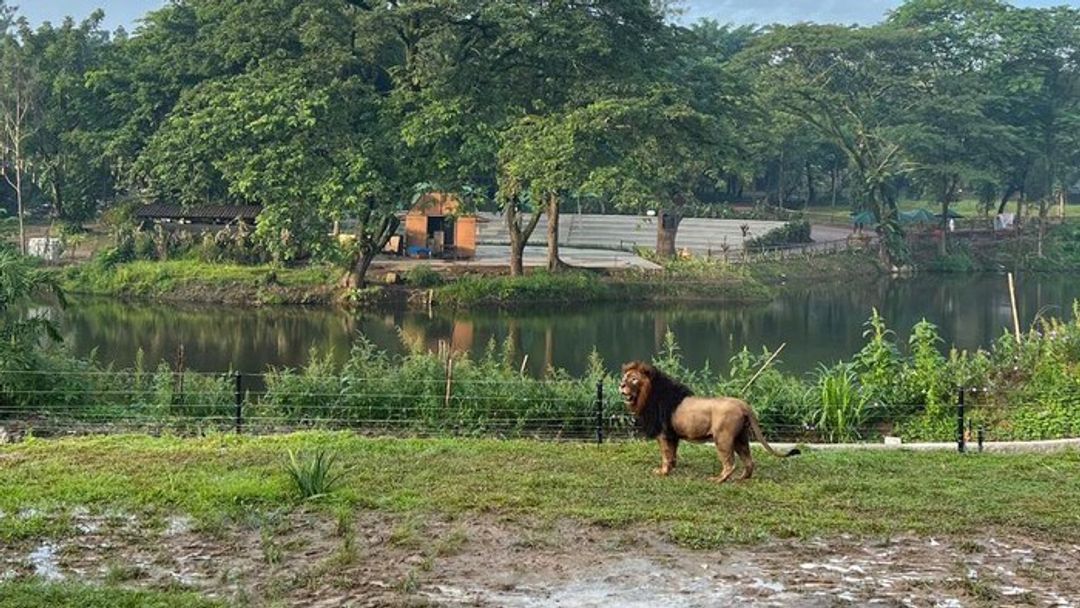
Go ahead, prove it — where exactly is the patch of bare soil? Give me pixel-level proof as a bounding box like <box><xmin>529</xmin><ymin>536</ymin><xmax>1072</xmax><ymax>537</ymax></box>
<box><xmin>1</xmin><ymin>508</ymin><xmax>1078</xmax><ymax>607</ymax></box>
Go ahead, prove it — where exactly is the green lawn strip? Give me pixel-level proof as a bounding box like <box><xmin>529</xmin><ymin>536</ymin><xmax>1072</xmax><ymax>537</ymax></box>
<box><xmin>1</xmin><ymin>434</ymin><xmax>1078</xmax><ymax>549</ymax></box>
<box><xmin>57</xmin><ymin>260</ymin><xmax>336</xmax><ymax>298</ymax></box>
<box><xmin>0</xmin><ymin>582</ymin><xmax>223</xmax><ymax>608</ymax></box>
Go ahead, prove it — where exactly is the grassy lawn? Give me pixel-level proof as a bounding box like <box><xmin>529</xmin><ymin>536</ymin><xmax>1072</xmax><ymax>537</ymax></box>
<box><xmin>55</xmin><ymin>260</ymin><xmax>339</xmax><ymax>303</ymax></box>
<box><xmin>0</xmin><ymin>583</ymin><xmax>222</xmax><ymax>608</ymax></box>
<box><xmin>1</xmin><ymin>433</ymin><xmax>1078</xmax><ymax>549</ymax></box>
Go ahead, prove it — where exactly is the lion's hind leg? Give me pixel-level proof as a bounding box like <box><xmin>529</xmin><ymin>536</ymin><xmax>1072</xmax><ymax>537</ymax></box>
<box><xmin>735</xmin><ymin>427</ymin><xmax>754</xmax><ymax>481</ymax></box>
<box><xmin>707</xmin><ymin>434</ymin><xmax>736</xmax><ymax>484</ymax></box>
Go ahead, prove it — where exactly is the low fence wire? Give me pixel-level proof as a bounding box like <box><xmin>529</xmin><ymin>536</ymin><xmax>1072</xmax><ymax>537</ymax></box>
<box><xmin>0</xmin><ymin>369</ymin><xmax>1020</xmax><ymax>451</ymax></box>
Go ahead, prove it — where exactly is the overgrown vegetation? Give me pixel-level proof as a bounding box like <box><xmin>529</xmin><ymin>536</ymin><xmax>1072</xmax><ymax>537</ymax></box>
<box><xmin>744</xmin><ymin>220</ymin><xmax>813</xmax><ymax>250</ymax></box>
<box><xmin>3</xmin><ymin>302</ymin><xmax>1080</xmax><ymax>442</ymax></box>
<box><xmin>56</xmin><ymin>259</ymin><xmax>337</xmax><ymax>304</ymax></box>
<box><xmin>919</xmin><ymin>222</ymin><xmax>1080</xmax><ymax>272</ymax></box>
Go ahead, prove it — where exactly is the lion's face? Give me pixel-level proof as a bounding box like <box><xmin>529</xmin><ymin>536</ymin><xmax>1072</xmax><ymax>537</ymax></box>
<box><xmin>619</xmin><ymin>362</ymin><xmax>652</xmax><ymax>414</ymax></box>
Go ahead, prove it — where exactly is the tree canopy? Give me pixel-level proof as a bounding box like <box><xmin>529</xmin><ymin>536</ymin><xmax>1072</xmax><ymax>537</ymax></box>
<box><xmin>1</xmin><ymin>0</ymin><xmax>1078</xmax><ymax>271</ymax></box>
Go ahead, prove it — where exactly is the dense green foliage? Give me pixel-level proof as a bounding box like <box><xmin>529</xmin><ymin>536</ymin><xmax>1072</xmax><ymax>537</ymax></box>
<box><xmin>3</xmin><ymin>302</ymin><xmax>1080</xmax><ymax>442</ymax></box>
<box><xmin>744</xmin><ymin>220</ymin><xmax>813</xmax><ymax>250</ymax></box>
<box><xmin>2</xmin><ymin>0</ymin><xmax>1078</xmax><ymax>273</ymax></box>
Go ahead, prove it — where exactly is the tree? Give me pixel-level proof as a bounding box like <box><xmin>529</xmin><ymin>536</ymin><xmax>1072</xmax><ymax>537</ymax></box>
<box><xmin>0</xmin><ymin>8</ymin><xmax>37</xmax><ymax>254</ymax></box>
<box><xmin>0</xmin><ymin>246</ymin><xmax>64</xmax><ymax>375</ymax></box>
<box><xmin>890</xmin><ymin>0</ymin><xmax>1019</xmax><ymax>254</ymax></box>
<box><xmin>393</xmin><ymin>0</ymin><xmax>671</xmax><ymax>273</ymax></box>
<box><xmin>18</xmin><ymin>12</ymin><xmax>117</xmax><ymax>225</ymax></box>
<box><xmin>740</xmin><ymin>24</ymin><xmax>927</xmax><ymax>266</ymax></box>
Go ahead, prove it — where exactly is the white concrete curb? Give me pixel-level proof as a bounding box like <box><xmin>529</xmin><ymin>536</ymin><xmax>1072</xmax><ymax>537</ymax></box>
<box><xmin>772</xmin><ymin>437</ymin><xmax>1080</xmax><ymax>454</ymax></box>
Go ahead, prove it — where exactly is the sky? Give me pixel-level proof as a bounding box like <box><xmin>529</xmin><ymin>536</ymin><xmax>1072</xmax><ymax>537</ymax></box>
<box><xmin>11</xmin><ymin>0</ymin><xmax>1080</xmax><ymax>32</ymax></box>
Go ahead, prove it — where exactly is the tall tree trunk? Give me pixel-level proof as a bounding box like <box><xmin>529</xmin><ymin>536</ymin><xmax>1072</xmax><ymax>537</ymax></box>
<box><xmin>939</xmin><ymin>197</ymin><xmax>949</xmax><ymax>257</ymax></box>
<box><xmin>507</xmin><ymin>197</ymin><xmax>542</xmax><ymax>277</ymax></box>
<box><xmin>545</xmin><ymin>192</ymin><xmax>565</xmax><ymax>272</ymax></box>
<box><xmin>50</xmin><ymin>177</ymin><xmax>63</xmax><ymax>222</ymax></box>
<box><xmin>340</xmin><ymin>214</ymin><xmax>400</xmax><ymax>289</ymax></box>
<box><xmin>996</xmin><ymin>184</ymin><xmax>1018</xmax><ymax>215</ymax></box>
<box><xmin>830</xmin><ymin>165</ymin><xmax>839</xmax><ymax>208</ymax></box>
<box><xmin>777</xmin><ymin>149</ymin><xmax>785</xmax><ymax>210</ymax></box>
<box><xmin>15</xmin><ymin>162</ymin><xmax>24</xmax><ymax>255</ymax></box>
<box><xmin>805</xmin><ymin>161</ymin><xmax>815</xmax><ymax>206</ymax></box>
<box><xmin>656</xmin><ymin>210</ymin><xmax>682</xmax><ymax>259</ymax></box>
<box><xmin>1037</xmin><ymin>198</ymin><xmax>1049</xmax><ymax>258</ymax></box>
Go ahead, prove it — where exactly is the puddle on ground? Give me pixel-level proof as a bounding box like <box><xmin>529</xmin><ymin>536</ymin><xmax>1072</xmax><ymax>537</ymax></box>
<box><xmin>28</xmin><ymin>543</ymin><xmax>63</xmax><ymax>581</ymax></box>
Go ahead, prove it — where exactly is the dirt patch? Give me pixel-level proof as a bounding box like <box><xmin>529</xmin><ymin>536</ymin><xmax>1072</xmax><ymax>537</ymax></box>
<box><xmin>1</xmin><ymin>509</ymin><xmax>1078</xmax><ymax>607</ymax></box>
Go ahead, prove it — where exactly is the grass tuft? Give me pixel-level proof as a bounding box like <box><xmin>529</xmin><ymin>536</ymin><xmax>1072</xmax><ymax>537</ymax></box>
<box><xmin>284</xmin><ymin>449</ymin><xmax>344</xmax><ymax>501</ymax></box>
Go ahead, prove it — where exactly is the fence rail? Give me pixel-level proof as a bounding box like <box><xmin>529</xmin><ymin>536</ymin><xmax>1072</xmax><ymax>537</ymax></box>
<box><xmin>0</xmin><ymin>369</ymin><xmax>1025</xmax><ymax>451</ymax></box>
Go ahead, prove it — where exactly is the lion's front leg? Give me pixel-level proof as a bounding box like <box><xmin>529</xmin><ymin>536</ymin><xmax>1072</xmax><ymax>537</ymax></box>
<box><xmin>653</xmin><ymin>435</ymin><xmax>679</xmax><ymax>476</ymax></box>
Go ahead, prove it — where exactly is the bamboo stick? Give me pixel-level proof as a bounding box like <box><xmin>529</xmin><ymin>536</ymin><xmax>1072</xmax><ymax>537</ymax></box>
<box><xmin>1008</xmin><ymin>272</ymin><xmax>1022</xmax><ymax>344</ymax></box>
<box><xmin>742</xmin><ymin>343</ymin><xmax>787</xmax><ymax>394</ymax></box>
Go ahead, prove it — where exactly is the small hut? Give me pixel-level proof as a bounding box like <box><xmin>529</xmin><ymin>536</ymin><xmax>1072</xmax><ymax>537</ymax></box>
<box><xmin>404</xmin><ymin>193</ymin><xmax>477</xmax><ymax>259</ymax></box>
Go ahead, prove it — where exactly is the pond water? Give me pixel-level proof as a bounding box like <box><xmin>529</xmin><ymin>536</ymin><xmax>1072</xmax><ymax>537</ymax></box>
<box><xmin>35</xmin><ymin>273</ymin><xmax>1080</xmax><ymax>377</ymax></box>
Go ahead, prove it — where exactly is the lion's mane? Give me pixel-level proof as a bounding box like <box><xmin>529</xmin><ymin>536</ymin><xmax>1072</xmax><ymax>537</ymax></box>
<box><xmin>623</xmin><ymin>361</ymin><xmax>693</xmax><ymax>440</ymax></box>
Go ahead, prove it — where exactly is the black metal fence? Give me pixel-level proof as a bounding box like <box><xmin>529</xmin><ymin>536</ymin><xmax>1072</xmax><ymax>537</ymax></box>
<box><xmin>0</xmin><ymin>370</ymin><xmax>1022</xmax><ymax>451</ymax></box>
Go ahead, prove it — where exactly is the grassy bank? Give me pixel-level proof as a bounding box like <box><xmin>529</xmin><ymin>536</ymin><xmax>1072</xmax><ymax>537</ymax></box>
<box><xmin>433</xmin><ymin>268</ymin><xmax>774</xmax><ymax>308</ymax></box>
<box><xmin>56</xmin><ymin>260</ymin><xmax>340</xmax><ymax>306</ymax></box>
<box><xmin>1</xmin><ymin>434</ymin><xmax>1078</xmax><ymax>549</ymax></box>
<box><xmin>917</xmin><ymin>222</ymin><xmax>1080</xmax><ymax>272</ymax></box>
<box><xmin>54</xmin><ymin>258</ymin><xmax>787</xmax><ymax>309</ymax></box>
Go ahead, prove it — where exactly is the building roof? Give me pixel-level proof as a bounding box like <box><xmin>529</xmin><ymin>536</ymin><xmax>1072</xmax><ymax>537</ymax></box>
<box><xmin>135</xmin><ymin>204</ymin><xmax>261</xmax><ymax>222</ymax></box>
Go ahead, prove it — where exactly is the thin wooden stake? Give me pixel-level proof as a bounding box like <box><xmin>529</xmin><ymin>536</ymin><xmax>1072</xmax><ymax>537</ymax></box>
<box><xmin>1008</xmin><ymin>272</ymin><xmax>1022</xmax><ymax>344</ymax></box>
<box><xmin>519</xmin><ymin>354</ymin><xmax>529</xmax><ymax>377</ymax></box>
<box><xmin>444</xmin><ymin>357</ymin><xmax>454</xmax><ymax>408</ymax></box>
<box><xmin>741</xmin><ymin>343</ymin><xmax>787</xmax><ymax>395</ymax></box>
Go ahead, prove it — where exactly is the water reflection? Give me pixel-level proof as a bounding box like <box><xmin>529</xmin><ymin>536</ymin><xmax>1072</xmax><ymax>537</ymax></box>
<box><xmin>43</xmin><ymin>273</ymin><xmax>1080</xmax><ymax>376</ymax></box>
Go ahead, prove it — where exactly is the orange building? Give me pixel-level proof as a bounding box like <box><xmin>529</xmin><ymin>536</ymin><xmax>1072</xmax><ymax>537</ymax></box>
<box><xmin>404</xmin><ymin>193</ymin><xmax>477</xmax><ymax>259</ymax></box>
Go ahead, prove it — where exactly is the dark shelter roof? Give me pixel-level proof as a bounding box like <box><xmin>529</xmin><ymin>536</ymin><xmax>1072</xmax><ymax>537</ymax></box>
<box><xmin>135</xmin><ymin>204</ymin><xmax>261</xmax><ymax>223</ymax></box>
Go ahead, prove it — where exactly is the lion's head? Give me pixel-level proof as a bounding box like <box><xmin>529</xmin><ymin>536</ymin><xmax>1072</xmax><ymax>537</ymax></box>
<box><xmin>620</xmin><ymin>361</ymin><xmax>693</xmax><ymax>439</ymax></box>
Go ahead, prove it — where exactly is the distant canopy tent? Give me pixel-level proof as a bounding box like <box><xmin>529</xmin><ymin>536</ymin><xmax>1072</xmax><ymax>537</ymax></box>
<box><xmin>851</xmin><ymin>210</ymin><xmax>877</xmax><ymax>227</ymax></box>
<box><xmin>935</xmin><ymin>209</ymin><xmax>964</xmax><ymax>219</ymax></box>
<box><xmin>899</xmin><ymin>208</ymin><xmax>937</xmax><ymax>225</ymax></box>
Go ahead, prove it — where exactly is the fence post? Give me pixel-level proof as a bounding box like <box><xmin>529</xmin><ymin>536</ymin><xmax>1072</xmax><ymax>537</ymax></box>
<box><xmin>956</xmin><ymin>388</ymin><xmax>965</xmax><ymax>453</ymax></box>
<box><xmin>977</xmin><ymin>425</ymin><xmax>984</xmax><ymax>453</ymax></box>
<box><xmin>235</xmin><ymin>372</ymin><xmax>243</xmax><ymax>435</ymax></box>
<box><xmin>595</xmin><ymin>379</ymin><xmax>604</xmax><ymax>445</ymax></box>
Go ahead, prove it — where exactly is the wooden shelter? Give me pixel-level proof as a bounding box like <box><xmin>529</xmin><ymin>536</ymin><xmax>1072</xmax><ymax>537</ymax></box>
<box><xmin>404</xmin><ymin>193</ymin><xmax>477</xmax><ymax>259</ymax></box>
<box><xmin>135</xmin><ymin>204</ymin><xmax>260</xmax><ymax>226</ymax></box>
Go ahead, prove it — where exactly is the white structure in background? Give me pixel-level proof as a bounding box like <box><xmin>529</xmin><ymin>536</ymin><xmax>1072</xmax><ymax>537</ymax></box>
<box><xmin>994</xmin><ymin>213</ymin><xmax>1015</xmax><ymax>231</ymax></box>
<box><xmin>27</xmin><ymin>237</ymin><xmax>63</xmax><ymax>261</ymax></box>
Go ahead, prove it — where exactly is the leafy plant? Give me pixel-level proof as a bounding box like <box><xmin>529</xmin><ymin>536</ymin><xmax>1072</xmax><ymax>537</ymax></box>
<box><xmin>805</xmin><ymin>362</ymin><xmax>868</xmax><ymax>442</ymax></box>
<box><xmin>744</xmin><ymin>220</ymin><xmax>813</xmax><ymax>250</ymax></box>
<box><xmin>405</xmin><ymin>264</ymin><xmax>444</xmax><ymax>287</ymax></box>
<box><xmin>284</xmin><ymin>449</ymin><xmax>345</xmax><ymax>500</ymax></box>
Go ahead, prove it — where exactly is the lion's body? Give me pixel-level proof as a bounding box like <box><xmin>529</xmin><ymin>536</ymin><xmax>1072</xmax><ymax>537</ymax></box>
<box><xmin>620</xmin><ymin>361</ymin><xmax>798</xmax><ymax>483</ymax></box>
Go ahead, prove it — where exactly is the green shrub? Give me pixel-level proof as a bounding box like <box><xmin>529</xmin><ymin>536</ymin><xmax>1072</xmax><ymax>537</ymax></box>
<box><xmin>744</xmin><ymin>220</ymin><xmax>812</xmax><ymax>250</ymax></box>
<box><xmin>285</xmin><ymin>449</ymin><xmax>344</xmax><ymax>500</ymax></box>
<box><xmin>405</xmin><ymin>264</ymin><xmax>444</xmax><ymax>287</ymax></box>
<box><xmin>805</xmin><ymin>363</ymin><xmax>869</xmax><ymax>442</ymax></box>
<box><xmin>436</xmin><ymin>271</ymin><xmax>612</xmax><ymax>307</ymax></box>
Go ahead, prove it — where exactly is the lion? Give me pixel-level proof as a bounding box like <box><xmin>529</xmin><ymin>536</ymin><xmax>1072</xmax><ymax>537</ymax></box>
<box><xmin>620</xmin><ymin>361</ymin><xmax>799</xmax><ymax>483</ymax></box>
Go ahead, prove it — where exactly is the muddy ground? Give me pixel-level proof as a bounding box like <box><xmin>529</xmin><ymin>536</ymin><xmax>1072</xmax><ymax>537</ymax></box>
<box><xmin>1</xmin><ymin>508</ymin><xmax>1077</xmax><ymax>607</ymax></box>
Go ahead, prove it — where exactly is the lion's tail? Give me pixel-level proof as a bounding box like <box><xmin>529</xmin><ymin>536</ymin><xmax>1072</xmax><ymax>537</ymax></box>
<box><xmin>746</xmin><ymin>408</ymin><xmax>800</xmax><ymax>458</ymax></box>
